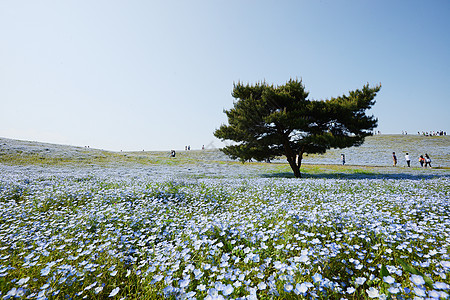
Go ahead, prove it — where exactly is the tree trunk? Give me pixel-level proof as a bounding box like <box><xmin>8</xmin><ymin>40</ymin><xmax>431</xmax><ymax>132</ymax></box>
<box><xmin>282</xmin><ymin>135</ymin><xmax>303</xmax><ymax>178</ymax></box>
<box><xmin>287</xmin><ymin>155</ymin><xmax>301</xmax><ymax>178</ymax></box>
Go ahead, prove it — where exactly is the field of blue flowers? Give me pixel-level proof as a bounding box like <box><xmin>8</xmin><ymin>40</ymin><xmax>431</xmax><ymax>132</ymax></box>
<box><xmin>1</xmin><ymin>135</ymin><xmax>450</xmax><ymax>299</ymax></box>
<box><xmin>1</xmin><ymin>160</ymin><xmax>449</xmax><ymax>300</ymax></box>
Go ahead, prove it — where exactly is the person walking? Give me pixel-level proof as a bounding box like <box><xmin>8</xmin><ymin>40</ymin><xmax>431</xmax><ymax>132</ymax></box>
<box><xmin>405</xmin><ymin>153</ymin><xmax>411</xmax><ymax>167</ymax></box>
<box><xmin>341</xmin><ymin>154</ymin><xmax>346</xmax><ymax>165</ymax></box>
<box><xmin>392</xmin><ymin>152</ymin><xmax>397</xmax><ymax>167</ymax></box>
<box><xmin>419</xmin><ymin>155</ymin><xmax>425</xmax><ymax>167</ymax></box>
<box><xmin>425</xmin><ymin>154</ymin><xmax>432</xmax><ymax>168</ymax></box>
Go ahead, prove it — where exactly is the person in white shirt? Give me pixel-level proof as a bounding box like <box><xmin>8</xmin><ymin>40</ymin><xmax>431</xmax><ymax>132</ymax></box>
<box><xmin>405</xmin><ymin>153</ymin><xmax>410</xmax><ymax>167</ymax></box>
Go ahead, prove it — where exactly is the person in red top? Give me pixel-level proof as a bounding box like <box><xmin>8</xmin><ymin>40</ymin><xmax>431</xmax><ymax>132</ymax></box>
<box><xmin>419</xmin><ymin>155</ymin><xmax>425</xmax><ymax>167</ymax></box>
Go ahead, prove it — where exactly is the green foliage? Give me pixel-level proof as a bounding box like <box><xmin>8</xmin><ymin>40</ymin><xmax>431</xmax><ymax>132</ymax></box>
<box><xmin>214</xmin><ymin>78</ymin><xmax>381</xmax><ymax>177</ymax></box>
<box><xmin>396</xmin><ymin>258</ymin><xmax>434</xmax><ymax>289</ymax></box>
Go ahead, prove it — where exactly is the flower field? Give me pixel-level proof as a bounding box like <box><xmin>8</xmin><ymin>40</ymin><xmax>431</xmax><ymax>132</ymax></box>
<box><xmin>1</xmin><ymin>161</ymin><xmax>449</xmax><ymax>299</ymax></box>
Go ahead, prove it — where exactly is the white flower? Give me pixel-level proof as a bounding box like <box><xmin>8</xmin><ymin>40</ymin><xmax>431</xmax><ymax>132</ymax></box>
<box><xmin>153</xmin><ymin>274</ymin><xmax>163</xmax><ymax>282</ymax></box>
<box><xmin>388</xmin><ymin>287</ymin><xmax>399</xmax><ymax>294</ymax></box>
<box><xmin>109</xmin><ymin>287</ymin><xmax>120</xmax><ymax>297</ymax></box>
<box><xmin>40</xmin><ymin>266</ymin><xmax>51</xmax><ymax>276</ymax></box>
<box><xmin>163</xmin><ymin>285</ymin><xmax>173</xmax><ymax>294</ymax></box>
<box><xmin>441</xmin><ymin>261</ymin><xmax>450</xmax><ymax>268</ymax></box>
<box><xmin>6</xmin><ymin>288</ymin><xmax>17</xmax><ymax>297</ymax></box>
<box><xmin>179</xmin><ymin>277</ymin><xmax>190</xmax><ymax>288</ymax></box>
<box><xmin>434</xmin><ymin>282</ymin><xmax>449</xmax><ymax>290</ymax></box>
<box><xmin>355</xmin><ymin>277</ymin><xmax>366</xmax><ymax>285</ymax></box>
<box><xmin>383</xmin><ymin>276</ymin><xmax>395</xmax><ymax>284</ymax></box>
<box><xmin>312</xmin><ymin>273</ymin><xmax>322</xmax><ymax>283</ymax></box>
<box><xmin>37</xmin><ymin>290</ymin><xmax>46</xmax><ymax>298</ymax></box>
<box><xmin>17</xmin><ymin>277</ymin><xmax>30</xmax><ymax>285</ymax></box>
<box><xmin>284</xmin><ymin>283</ymin><xmax>293</xmax><ymax>292</ymax></box>
<box><xmin>410</xmin><ymin>274</ymin><xmax>425</xmax><ymax>286</ymax></box>
<box><xmin>429</xmin><ymin>290</ymin><xmax>441</xmax><ymax>298</ymax></box>
<box><xmin>194</xmin><ymin>269</ymin><xmax>203</xmax><ymax>280</ymax></box>
<box><xmin>346</xmin><ymin>287</ymin><xmax>356</xmax><ymax>294</ymax></box>
<box><xmin>298</xmin><ymin>255</ymin><xmax>309</xmax><ymax>263</ymax></box>
<box><xmin>294</xmin><ymin>283</ymin><xmax>308</xmax><ymax>295</ymax></box>
<box><xmin>273</xmin><ymin>261</ymin><xmax>283</xmax><ymax>269</ymax></box>
<box><xmin>215</xmin><ymin>282</ymin><xmax>224</xmax><ymax>291</ymax></box>
<box><xmin>222</xmin><ymin>284</ymin><xmax>234</xmax><ymax>296</ymax></box>
<box><xmin>366</xmin><ymin>287</ymin><xmax>380</xmax><ymax>298</ymax></box>
<box><xmin>257</xmin><ymin>282</ymin><xmax>267</xmax><ymax>290</ymax></box>
<box><xmin>413</xmin><ymin>287</ymin><xmax>426</xmax><ymax>297</ymax></box>
<box><xmin>95</xmin><ymin>286</ymin><xmax>103</xmax><ymax>294</ymax></box>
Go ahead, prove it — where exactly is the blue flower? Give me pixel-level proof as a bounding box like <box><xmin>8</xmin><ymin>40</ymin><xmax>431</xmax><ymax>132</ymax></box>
<box><xmin>109</xmin><ymin>287</ymin><xmax>120</xmax><ymax>297</ymax></box>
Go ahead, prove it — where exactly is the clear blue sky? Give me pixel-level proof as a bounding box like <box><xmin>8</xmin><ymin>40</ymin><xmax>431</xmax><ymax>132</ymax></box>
<box><xmin>1</xmin><ymin>1</ymin><xmax>449</xmax><ymax>151</ymax></box>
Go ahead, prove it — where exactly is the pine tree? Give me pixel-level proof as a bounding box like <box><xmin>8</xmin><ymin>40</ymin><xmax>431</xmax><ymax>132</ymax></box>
<box><xmin>214</xmin><ymin>79</ymin><xmax>380</xmax><ymax>178</ymax></box>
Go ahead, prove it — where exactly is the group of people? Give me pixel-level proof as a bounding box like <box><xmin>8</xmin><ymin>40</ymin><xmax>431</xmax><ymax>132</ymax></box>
<box><xmin>401</xmin><ymin>131</ymin><xmax>447</xmax><ymax>136</ymax></box>
<box><xmin>392</xmin><ymin>152</ymin><xmax>432</xmax><ymax>168</ymax></box>
<box><xmin>171</xmin><ymin>145</ymin><xmax>207</xmax><ymax>157</ymax></box>
<box><xmin>419</xmin><ymin>154</ymin><xmax>432</xmax><ymax>168</ymax></box>
<box><xmin>419</xmin><ymin>131</ymin><xmax>446</xmax><ymax>136</ymax></box>
<box><xmin>183</xmin><ymin>145</ymin><xmax>206</xmax><ymax>151</ymax></box>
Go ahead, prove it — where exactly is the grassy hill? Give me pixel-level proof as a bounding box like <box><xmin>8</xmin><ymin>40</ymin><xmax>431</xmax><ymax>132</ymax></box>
<box><xmin>0</xmin><ymin>135</ymin><xmax>449</xmax><ymax>180</ymax></box>
<box><xmin>1</xmin><ymin>135</ymin><xmax>448</xmax><ymax>166</ymax></box>
<box><xmin>302</xmin><ymin>134</ymin><xmax>450</xmax><ymax>168</ymax></box>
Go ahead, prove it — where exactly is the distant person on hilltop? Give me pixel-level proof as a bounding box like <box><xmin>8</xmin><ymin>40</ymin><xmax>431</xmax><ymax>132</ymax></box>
<box><xmin>405</xmin><ymin>153</ymin><xmax>410</xmax><ymax>167</ymax></box>
<box><xmin>392</xmin><ymin>152</ymin><xmax>397</xmax><ymax>167</ymax></box>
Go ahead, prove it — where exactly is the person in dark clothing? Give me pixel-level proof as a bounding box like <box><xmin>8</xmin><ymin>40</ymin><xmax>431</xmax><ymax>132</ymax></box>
<box><xmin>424</xmin><ymin>154</ymin><xmax>432</xmax><ymax>168</ymax></box>
<box><xmin>419</xmin><ymin>155</ymin><xmax>425</xmax><ymax>167</ymax></box>
<box><xmin>392</xmin><ymin>152</ymin><xmax>397</xmax><ymax>167</ymax></box>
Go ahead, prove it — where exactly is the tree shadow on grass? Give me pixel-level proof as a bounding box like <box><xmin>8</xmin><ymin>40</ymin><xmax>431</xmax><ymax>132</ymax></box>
<box><xmin>261</xmin><ymin>171</ymin><xmax>450</xmax><ymax>180</ymax></box>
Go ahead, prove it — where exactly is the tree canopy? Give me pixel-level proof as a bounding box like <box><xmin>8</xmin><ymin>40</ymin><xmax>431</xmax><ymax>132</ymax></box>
<box><xmin>214</xmin><ymin>79</ymin><xmax>381</xmax><ymax>178</ymax></box>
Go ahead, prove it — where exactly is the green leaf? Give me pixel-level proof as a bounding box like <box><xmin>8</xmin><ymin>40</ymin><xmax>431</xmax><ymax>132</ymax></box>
<box><xmin>380</xmin><ymin>264</ymin><xmax>389</xmax><ymax>278</ymax></box>
<box><xmin>396</xmin><ymin>258</ymin><xmax>417</xmax><ymax>274</ymax></box>
<box><xmin>396</xmin><ymin>258</ymin><xmax>433</xmax><ymax>289</ymax></box>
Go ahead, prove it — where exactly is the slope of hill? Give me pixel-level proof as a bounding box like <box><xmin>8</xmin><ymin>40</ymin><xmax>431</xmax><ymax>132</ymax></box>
<box><xmin>1</xmin><ymin>134</ymin><xmax>449</xmax><ymax>168</ymax></box>
<box><xmin>302</xmin><ymin>134</ymin><xmax>450</xmax><ymax>168</ymax></box>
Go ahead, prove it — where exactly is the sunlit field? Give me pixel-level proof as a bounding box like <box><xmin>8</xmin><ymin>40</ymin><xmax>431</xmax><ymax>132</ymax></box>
<box><xmin>1</xmin><ymin>136</ymin><xmax>449</xmax><ymax>299</ymax></box>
